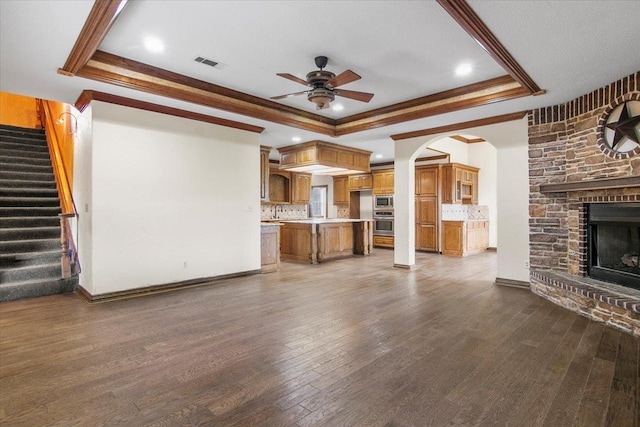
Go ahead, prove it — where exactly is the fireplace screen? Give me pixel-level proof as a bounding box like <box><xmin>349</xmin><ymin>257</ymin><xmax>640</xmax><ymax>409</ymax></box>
<box><xmin>587</xmin><ymin>203</ymin><xmax>640</xmax><ymax>290</ymax></box>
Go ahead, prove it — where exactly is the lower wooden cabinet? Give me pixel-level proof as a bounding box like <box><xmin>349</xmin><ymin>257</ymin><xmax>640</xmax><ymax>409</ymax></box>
<box><xmin>441</xmin><ymin>220</ymin><xmax>489</xmax><ymax>257</ymax></box>
<box><xmin>373</xmin><ymin>235</ymin><xmax>394</xmax><ymax>248</ymax></box>
<box><xmin>260</xmin><ymin>224</ymin><xmax>281</xmax><ymax>272</ymax></box>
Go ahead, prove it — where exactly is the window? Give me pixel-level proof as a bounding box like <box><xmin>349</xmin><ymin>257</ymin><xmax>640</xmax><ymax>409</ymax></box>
<box><xmin>310</xmin><ymin>185</ymin><xmax>328</xmax><ymax>218</ymax></box>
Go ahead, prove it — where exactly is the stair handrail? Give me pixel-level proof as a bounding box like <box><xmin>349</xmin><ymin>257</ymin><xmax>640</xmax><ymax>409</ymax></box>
<box><xmin>38</xmin><ymin>99</ymin><xmax>81</xmax><ymax>277</ymax></box>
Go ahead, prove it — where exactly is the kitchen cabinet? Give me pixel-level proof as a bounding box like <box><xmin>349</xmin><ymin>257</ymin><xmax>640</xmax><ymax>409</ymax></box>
<box><xmin>415</xmin><ymin>165</ymin><xmax>440</xmax><ymax>252</ymax></box>
<box><xmin>291</xmin><ymin>172</ymin><xmax>311</xmax><ymax>204</ymax></box>
<box><xmin>415</xmin><ymin>196</ymin><xmax>438</xmax><ymax>251</ymax></box>
<box><xmin>260</xmin><ymin>146</ymin><xmax>271</xmax><ymax>201</ymax></box>
<box><xmin>280</xmin><ymin>219</ymin><xmax>373</xmax><ymax>264</ymax></box>
<box><xmin>278</xmin><ymin>140</ymin><xmax>371</xmax><ymax>172</ymax></box>
<box><xmin>441</xmin><ymin>220</ymin><xmax>489</xmax><ymax>257</ymax></box>
<box><xmin>349</xmin><ymin>173</ymin><xmax>372</xmax><ymax>190</ymax></box>
<box><xmin>372</xmin><ymin>169</ymin><xmax>394</xmax><ymax>195</ymax></box>
<box><xmin>441</xmin><ymin>163</ymin><xmax>480</xmax><ymax>204</ymax></box>
<box><xmin>260</xmin><ymin>223</ymin><xmax>280</xmax><ymax>272</ymax></box>
<box><xmin>269</xmin><ymin>169</ymin><xmax>291</xmax><ymax>203</ymax></box>
<box><xmin>373</xmin><ymin>235</ymin><xmax>394</xmax><ymax>249</ymax></box>
<box><xmin>333</xmin><ymin>176</ymin><xmax>350</xmax><ymax>205</ymax></box>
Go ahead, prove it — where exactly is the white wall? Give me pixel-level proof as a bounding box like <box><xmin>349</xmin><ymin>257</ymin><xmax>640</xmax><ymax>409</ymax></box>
<box><xmin>429</xmin><ymin>138</ymin><xmax>469</xmax><ymax>164</ymax></box>
<box><xmin>497</xmin><ymin>143</ymin><xmax>530</xmax><ymax>282</ymax></box>
<box><xmin>74</xmin><ymin>101</ymin><xmax>261</xmax><ymax>295</ymax></box>
<box><xmin>468</xmin><ymin>142</ymin><xmax>498</xmax><ymax>247</ymax></box>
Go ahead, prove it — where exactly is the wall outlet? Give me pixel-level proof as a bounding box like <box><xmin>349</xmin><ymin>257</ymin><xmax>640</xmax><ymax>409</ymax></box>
<box><xmin>524</xmin><ymin>260</ymin><xmax>530</xmax><ymax>269</ymax></box>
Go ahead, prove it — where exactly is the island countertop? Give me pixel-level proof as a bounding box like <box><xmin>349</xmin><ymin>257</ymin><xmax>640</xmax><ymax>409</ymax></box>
<box><xmin>279</xmin><ymin>218</ymin><xmax>372</xmax><ymax>224</ymax></box>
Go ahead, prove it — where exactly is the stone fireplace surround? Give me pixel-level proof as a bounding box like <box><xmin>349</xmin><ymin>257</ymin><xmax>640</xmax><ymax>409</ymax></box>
<box><xmin>527</xmin><ymin>72</ymin><xmax>640</xmax><ymax>336</ymax></box>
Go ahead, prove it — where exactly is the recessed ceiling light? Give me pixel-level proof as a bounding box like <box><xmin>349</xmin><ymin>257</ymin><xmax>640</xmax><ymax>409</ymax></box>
<box><xmin>144</xmin><ymin>37</ymin><xmax>164</xmax><ymax>53</ymax></box>
<box><xmin>292</xmin><ymin>136</ymin><xmax>301</xmax><ymax>142</ymax></box>
<box><xmin>332</xmin><ymin>103</ymin><xmax>344</xmax><ymax>112</ymax></box>
<box><xmin>455</xmin><ymin>63</ymin><xmax>473</xmax><ymax>77</ymax></box>
<box><xmin>374</xmin><ymin>154</ymin><xmax>383</xmax><ymax>159</ymax></box>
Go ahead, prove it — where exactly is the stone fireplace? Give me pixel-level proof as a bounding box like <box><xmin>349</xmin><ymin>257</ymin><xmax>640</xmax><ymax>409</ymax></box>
<box><xmin>528</xmin><ymin>72</ymin><xmax>640</xmax><ymax>336</ymax></box>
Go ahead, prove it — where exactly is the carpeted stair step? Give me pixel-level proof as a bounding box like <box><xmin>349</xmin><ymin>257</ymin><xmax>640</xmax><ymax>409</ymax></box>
<box><xmin>0</xmin><ymin>207</ymin><xmax>61</xmax><ymax>217</ymax></box>
<box><xmin>0</xmin><ymin>124</ymin><xmax>45</xmax><ymax>136</ymax></box>
<box><xmin>0</xmin><ymin>187</ymin><xmax>59</xmax><ymax>198</ymax></box>
<box><xmin>0</xmin><ymin>276</ymin><xmax>78</xmax><ymax>302</ymax></box>
<box><xmin>0</xmin><ymin>226</ymin><xmax>60</xmax><ymax>240</ymax></box>
<box><xmin>0</xmin><ymin>154</ymin><xmax>52</xmax><ymax>166</ymax></box>
<box><xmin>0</xmin><ymin>216</ymin><xmax>59</xmax><ymax>228</ymax></box>
<box><xmin>0</xmin><ymin>148</ymin><xmax>51</xmax><ymax>160</ymax></box>
<box><xmin>0</xmin><ymin>262</ymin><xmax>61</xmax><ymax>283</ymax></box>
<box><xmin>0</xmin><ymin>170</ymin><xmax>55</xmax><ymax>182</ymax></box>
<box><xmin>0</xmin><ymin>238</ymin><xmax>61</xmax><ymax>253</ymax></box>
<box><xmin>0</xmin><ymin>179</ymin><xmax>57</xmax><ymax>189</ymax></box>
<box><xmin>0</xmin><ymin>161</ymin><xmax>53</xmax><ymax>174</ymax></box>
<box><xmin>0</xmin><ymin>196</ymin><xmax>60</xmax><ymax>207</ymax></box>
<box><xmin>0</xmin><ymin>134</ymin><xmax>47</xmax><ymax>146</ymax></box>
<box><xmin>0</xmin><ymin>250</ymin><xmax>61</xmax><ymax>267</ymax></box>
<box><xmin>0</xmin><ymin>140</ymin><xmax>49</xmax><ymax>153</ymax></box>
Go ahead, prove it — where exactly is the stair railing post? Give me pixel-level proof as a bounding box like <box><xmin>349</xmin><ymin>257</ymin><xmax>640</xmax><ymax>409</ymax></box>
<box><xmin>59</xmin><ymin>213</ymin><xmax>75</xmax><ymax>278</ymax></box>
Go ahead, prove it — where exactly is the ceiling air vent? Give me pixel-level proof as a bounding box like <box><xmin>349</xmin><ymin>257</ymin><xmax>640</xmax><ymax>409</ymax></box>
<box><xmin>194</xmin><ymin>56</ymin><xmax>227</xmax><ymax>70</ymax></box>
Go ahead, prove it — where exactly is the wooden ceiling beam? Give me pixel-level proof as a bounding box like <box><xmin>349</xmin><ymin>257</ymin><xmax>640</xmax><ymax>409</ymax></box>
<box><xmin>58</xmin><ymin>0</ymin><xmax>128</xmax><ymax>76</ymax></box>
<box><xmin>390</xmin><ymin>111</ymin><xmax>527</xmax><ymax>141</ymax></box>
<box><xmin>436</xmin><ymin>0</ymin><xmax>544</xmax><ymax>96</ymax></box>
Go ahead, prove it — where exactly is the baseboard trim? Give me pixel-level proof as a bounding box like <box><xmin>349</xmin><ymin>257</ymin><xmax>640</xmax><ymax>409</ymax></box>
<box><xmin>495</xmin><ymin>277</ymin><xmax>530</xmax><ymax>289</ymax></box>
<box><xmin>394</xmin><ymin>263</ymin><xmax>417</xmax><ymax>270</ymax></box>
<box><xmin>487</xmin><ymin>247</ymin><xmax>497</xmax><ymax>252</ymax></box>
<box><xmin>76</xmin><ymin>269</ymin><xmax>262</xmax><ymax>303</ymax></box>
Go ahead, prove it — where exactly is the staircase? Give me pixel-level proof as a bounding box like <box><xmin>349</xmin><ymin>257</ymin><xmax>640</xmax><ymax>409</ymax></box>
<box><xmin>0</xmin><ymin>124</ymin><xmax>77</xmax><ymax>301</ymax></box>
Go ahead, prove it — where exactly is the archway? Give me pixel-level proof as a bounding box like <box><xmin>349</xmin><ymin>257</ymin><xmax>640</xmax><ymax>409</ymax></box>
<box><xmin>393</xmin><ymin>117</ymin><xmax>531</xmax><ymax>283</ymax></box>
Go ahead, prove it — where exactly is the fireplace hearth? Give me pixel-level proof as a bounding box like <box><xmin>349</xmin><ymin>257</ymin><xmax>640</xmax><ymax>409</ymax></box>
<box><xmin>587</xmin><ymin>203</ymin><xmax>640</xmax><ymax>290</ymax></box>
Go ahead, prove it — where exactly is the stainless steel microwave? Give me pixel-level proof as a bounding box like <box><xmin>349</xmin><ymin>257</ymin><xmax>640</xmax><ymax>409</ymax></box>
<box><xmin>374</xmin><ymin>195</ymin><xmax>393</xmax><ymax>209</ymax></box>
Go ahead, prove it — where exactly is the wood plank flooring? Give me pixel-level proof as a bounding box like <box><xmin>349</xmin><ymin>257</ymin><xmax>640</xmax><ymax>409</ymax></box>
<box><xmin>0</xmin><ymin>250</ymin><xmax>638</xmax><ymax>426</ymax></box>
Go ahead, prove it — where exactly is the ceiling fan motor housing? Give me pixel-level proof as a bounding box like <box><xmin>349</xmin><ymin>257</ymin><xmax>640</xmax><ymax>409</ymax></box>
<box><xmin>306</xmin><ymin>70</ymin><xmax>336</xmax><ymax>88</ymax></box>
<box><xmin>307</xmin><ymin>88</ymin><xmax>335</xmax><ymax>109</ymax></box>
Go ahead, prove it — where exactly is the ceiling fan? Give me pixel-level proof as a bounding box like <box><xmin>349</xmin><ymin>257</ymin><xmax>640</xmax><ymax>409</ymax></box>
<box><xmin>271</xmin><ymin>56</ymin><xmax>374</xmax><ymax>110</ymax></box>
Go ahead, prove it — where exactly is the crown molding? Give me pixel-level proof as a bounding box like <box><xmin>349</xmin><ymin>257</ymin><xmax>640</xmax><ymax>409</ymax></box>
<box><xmin>390</xmin><ymin>111</ymin><xmax>527</xmax><ymax>141</ymax></box>
<box><xmin>75</xmin><ymin>90</ymin><xmax>265</xmax><ymax>134</ymax></box>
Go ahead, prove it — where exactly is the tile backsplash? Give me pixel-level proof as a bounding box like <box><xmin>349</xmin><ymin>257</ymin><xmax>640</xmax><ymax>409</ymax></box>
<box><xmin>441</xmin><ymin>204</ymin><xmax>489</xmax><ymax>221</ymax></box>
<box><xmin>261</xmin><ymin>204</ymin><xmax>309</xmax><ymax>220</ymax></box>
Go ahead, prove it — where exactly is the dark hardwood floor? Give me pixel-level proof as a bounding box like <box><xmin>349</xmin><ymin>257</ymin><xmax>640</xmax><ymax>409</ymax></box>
<box><xmin>0</xmin><ymin>250</ymin><xmax>638</xmax><ymax>426</ymax></box>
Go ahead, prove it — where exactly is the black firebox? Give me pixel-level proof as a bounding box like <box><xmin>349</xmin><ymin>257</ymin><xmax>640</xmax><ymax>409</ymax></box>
<box><xmin>587</xmin><ymin>202</ymin><xmax>640</xmax><ymax>290</ymax></box>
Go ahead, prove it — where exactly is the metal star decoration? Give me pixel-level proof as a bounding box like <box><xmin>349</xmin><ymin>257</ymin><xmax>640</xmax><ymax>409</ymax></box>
<box><xmin>605</xmin><ymin>101</ymin><xmax>640</xmax><ymax>151</ymax></box>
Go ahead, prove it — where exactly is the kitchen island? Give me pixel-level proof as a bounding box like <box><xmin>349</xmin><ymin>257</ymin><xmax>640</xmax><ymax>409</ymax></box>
<box><xmin>280</xmin><ymin>219</ymin><xmax>373</xmax><ymax>264</ymax></box>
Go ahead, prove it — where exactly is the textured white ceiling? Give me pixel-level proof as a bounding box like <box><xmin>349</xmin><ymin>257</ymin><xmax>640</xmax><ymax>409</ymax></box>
<box><xmin>1</xmin><ymin>0</ymin><xmax>639</xmax><ymax>161</ymax></box>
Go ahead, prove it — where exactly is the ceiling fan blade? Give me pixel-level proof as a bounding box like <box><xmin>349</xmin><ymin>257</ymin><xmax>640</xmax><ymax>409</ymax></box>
<box><xmin>276</xmin><ymin>73</ymin><xmax>311</xmax><ymax>87</ymax></box>
<box><xmin>325</xmin><ymin>70</ymin><xmax>361</xmax><ymax>88</ymax></box>
<box><xmin>334</xmin><ymin>89</ymin><xmax>374</xmax><ymax>103</ymax></box>
<box><xmin>270</xmin><ymin>91</ymin><xmax>308</xmax><ymax>100</ymax></box>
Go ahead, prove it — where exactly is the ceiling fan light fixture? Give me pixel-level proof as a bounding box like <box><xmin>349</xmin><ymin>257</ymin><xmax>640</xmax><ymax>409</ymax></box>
<box><xmin>308</xmin><ymin>88</ymin><xmax>335</xmax><ymax>110</ymax></box>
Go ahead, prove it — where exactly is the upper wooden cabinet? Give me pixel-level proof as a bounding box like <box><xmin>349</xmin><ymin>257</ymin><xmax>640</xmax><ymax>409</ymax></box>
<box><xmin>349</xmin><ymin>173</ymin><xmax>372</xmax><ymax>191</ymax></box>
<box><xmin>269</xmin><ymin>169</ymin><xmax>291</xmax><ymax>203</ymax></box>
<box><xmin>278</xmin><ymin>140</ymin><xmax>371</xmax><ymax>173</ymax></box>
<box><xmin>333</xmin><ymin>176</ymin><xmax>350</xmax><ymax>205</ymax></box>
<box><xmin>260</xmin><ymin>145</ymin><xmax>271</xmax><ymax>201</ymax></box>
<box><xmin>441</xmin><ymin>163</ymin><xmax>480</xmax><ymax>204</ymax></box>
<box><xmin>291</xmin><ymin>173</ymin><xmax>312</xmax><ymax>204</ymax></box>
<box><xmin>372</xmin><ymin>169</ymin><xmax>394</xmax><ymax>195</ymax></box>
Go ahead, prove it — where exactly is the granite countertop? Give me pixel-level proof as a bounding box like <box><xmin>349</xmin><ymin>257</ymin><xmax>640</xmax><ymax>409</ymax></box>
<box><xmin>279</xmin><ymin>218</ymin><xmax>373</xmax><ymax>224</ymax></box>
